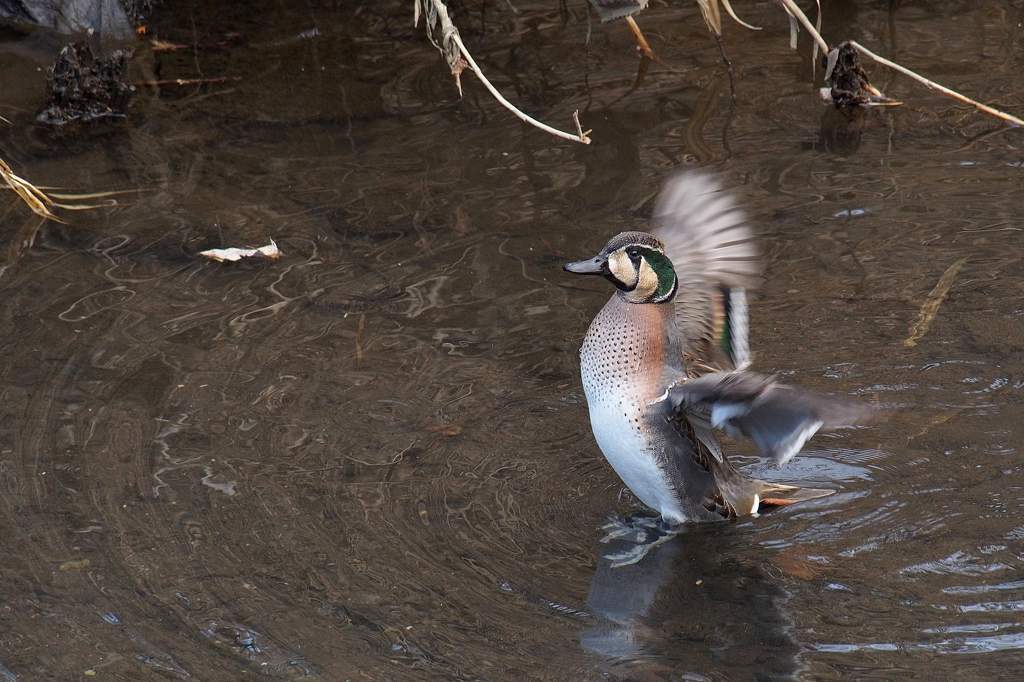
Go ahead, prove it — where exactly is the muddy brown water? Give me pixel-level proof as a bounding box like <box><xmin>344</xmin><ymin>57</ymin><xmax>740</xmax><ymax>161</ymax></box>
<box><xmin>1</xmin><ymin>1</ymin><xmax>1023</xmax><ymax>679</ymax></box>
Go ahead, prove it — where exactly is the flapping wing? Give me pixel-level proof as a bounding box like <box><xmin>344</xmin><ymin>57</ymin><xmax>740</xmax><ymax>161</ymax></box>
<box><xmin>651</xmin><ymin>173</ymin><xmax>761</xmax><ymax>370</ymax></box>
<box><xmin>664</xmin><ymin>370</ymin><xmax>875</xmax><ymax>466</ymax></box>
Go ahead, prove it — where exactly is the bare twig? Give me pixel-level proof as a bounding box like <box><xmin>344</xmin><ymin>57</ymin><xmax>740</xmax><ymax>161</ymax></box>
<box><xmin>416</xmin><ymin>0</ymin><xmax>590</xmax><ymax>144</ymax></box>
<box><xmin>573</xmin><ymin>110</ymin><xmax>591</xmax><ymax>140</ymax></box>
<box><xmin>850</xmin><ymin>41</ymin><xmax>1024</xmax><ymax>128</ymax></box>
<box><xmin>136</xmin><ymin>76</ymin><xmax>241</xmax><ymax>87</ymax></box>
<box><xmin>450</xmin><ymin>32</ymin><xmax>591</xmax><ymax>143</ymax></box>
<box><xmin>624</xmin><ymin>15</ymin><xmax>656</xmax><ymax>60</ymax></box>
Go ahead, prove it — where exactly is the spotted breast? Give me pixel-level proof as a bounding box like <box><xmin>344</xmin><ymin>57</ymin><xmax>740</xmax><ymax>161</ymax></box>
<box><xmin>579</xmin><ymin>295</ymin><xmax>689</xmax><ymax>523</ymax></box>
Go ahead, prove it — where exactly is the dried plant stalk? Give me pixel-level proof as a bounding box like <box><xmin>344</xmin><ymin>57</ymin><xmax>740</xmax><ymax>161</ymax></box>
<box><xmin>776</xmin><ymin>0</ymin><xmax>829</xmax><ymax>55</ymax></box>
<box><xmin>0</xmin><ymin>158</ymin><xmax>62</xmax><ymax>222</ymax></box>
<box><xmin>415</xmin><ymin>0</ymin><xmax>590</xmax><ymax>144</ymax></box>
<box><xmin>696</xmin><ymin>0</ymin><xmax>761</xmax><ymax>35</ymax></box>
<box><xmin>624</xmin><ymin>15</ymin><xmax>656</xmax><ymax>60</ymax></box>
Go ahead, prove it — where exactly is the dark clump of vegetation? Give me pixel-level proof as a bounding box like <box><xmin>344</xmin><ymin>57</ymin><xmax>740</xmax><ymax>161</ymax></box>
<box><xmin>826</xmin><ymin>42</ymin><xmax>877</xmax><ymax>108</ymax></box>
<box><xmin>37</xmin><ymin>42</ymin><xmax>134</xmax><ymax>125</ymax></box>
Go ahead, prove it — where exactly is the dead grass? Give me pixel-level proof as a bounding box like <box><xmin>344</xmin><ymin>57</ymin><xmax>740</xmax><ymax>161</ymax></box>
<box><xmin>0</xmin><ymin>158</ymin><xmax>63</xmax><ymax>222</ymax></box>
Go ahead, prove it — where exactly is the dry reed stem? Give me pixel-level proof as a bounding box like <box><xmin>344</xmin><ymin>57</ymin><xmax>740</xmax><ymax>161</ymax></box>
<box><xmin>47</xmin><ymin>188</ymin><xmax>148</xmax><ymax>200</ymax></box>
<box><xmin>2</xmin><ymin>177</ymin><xmax>132</xmax><ymax>215</ymax></box>
<box><xmin>776</xmin><ymin>0</ymin><xmax>829</xmax><ymax>55</ymax></box>
<box><xmin>850</xmin><ymin>41</ymin><xmax>1024</xmax><ymax>128</ymax></box>
<box><xmin>137</xmin><ymin>76</ymin><xmax>241</xmax><ymax>87</ymax></box>
<box><xmin>448</xmin><ymin>30</ymin><xmax>591</xmax><ymax>144</ymax></box>
<box><xmin>0</xmin><ymin>158</ymin><xmax>63</xmax><ymax>222</ymax></box>
<box><xmin>625</xmin><ymin>15</ymin><xmax>656</xmax><ymax>60</ymax></box>
<box><xmin>417</xmin><ymin>0</ymin><xmax>590</xmax><ymax>144</ymax></box>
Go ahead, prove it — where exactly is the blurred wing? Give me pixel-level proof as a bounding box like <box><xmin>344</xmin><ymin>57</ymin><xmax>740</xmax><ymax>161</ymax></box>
<box><xmin>666</xmin><ymin>371</ymin><xmax>875</xmax><ymax>466</ymax></box>
<box><xmin>651</xmin><ymin>172</ymin><xmax>761</xmax><ymax>370</ymax></box>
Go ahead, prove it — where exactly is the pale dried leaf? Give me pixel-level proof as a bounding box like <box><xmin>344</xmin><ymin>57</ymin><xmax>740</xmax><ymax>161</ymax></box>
<box><xmin>719</xmin><ymin>0</ymin><xmax>761</xmax><ymax>30</ymax></box>
<box><xmin>696</xmin><ymin>0</ymin><xmax>722</xmax><ymax>36</ymax></box>
<box><xmin>451</xmin><ymin>56</ymin><xmax>469</xmax><ymax>97</ymax></box>
<box><xmin>150</xmin><ymin>38</ymin><xmax>188</xmax><ymax>51</ymax></box>
<box><xmin>200</xmin><ymin>240</ymin><xmax>282</xmax><ymax>263</ymax></box>
<box><xmin>904</xmin><ymin>257</ymin><xmax>967</xmax><ymax>348</ymax></box>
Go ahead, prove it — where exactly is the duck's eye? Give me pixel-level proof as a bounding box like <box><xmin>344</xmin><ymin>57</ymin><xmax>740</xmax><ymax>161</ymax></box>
<box><xmin>626</xmin><ymin>248</ymin><xmax>642</xmax><ymax>264</ymax></box>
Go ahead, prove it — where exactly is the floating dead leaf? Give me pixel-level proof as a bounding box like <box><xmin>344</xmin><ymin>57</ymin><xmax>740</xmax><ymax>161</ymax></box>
<box><xmin>904</xmin><ymin>257</ymin><xmax>967</xmax><ymax>348</ymax></box>
<box><xmin>150</xmin><ymin>38</ymin><xmax>189</xmax><ymax>51</ymax></box>
<box><xmin>450</xmin><ymin>56</ymin><xmax>468</xmax><ymax>97</ymax></box>
<box><xmin>59</xmin><ymin>558</ymin><xmax>91</xmax><ymax>572</ymax></box>
<box><xmin>907</xmin><ymin>409</ymin><xmax>960</xmax><ymax>443</ymax></box>
<box><xmin>199</xmin><ymin>240</ymin><xmax>282</xmax><ymax>263</ymax></box>
<box><xmin>425</xmin><ymin>423</ymin><xmax>462</xmax><ymax>437</ymax></box>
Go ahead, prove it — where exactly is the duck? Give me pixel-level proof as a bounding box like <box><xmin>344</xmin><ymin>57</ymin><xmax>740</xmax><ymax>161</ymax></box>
<box><xmin>564</xmin><ymin>172</ymin><xmax>871</xmax><ymax>530</ymax></box>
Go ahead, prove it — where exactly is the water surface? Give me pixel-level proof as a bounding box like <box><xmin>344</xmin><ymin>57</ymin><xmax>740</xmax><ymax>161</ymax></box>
<box><xmin>1</xmin><ymin>1</ymin><xmax>1023</xmax><ymax>678</ymax></box>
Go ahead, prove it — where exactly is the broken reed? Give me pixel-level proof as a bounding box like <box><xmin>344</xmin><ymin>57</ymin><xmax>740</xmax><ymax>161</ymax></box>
<box><xmin>0</xmin><ymin>157</ymin><xmax>62</xmax><ymax>222</ymax></box>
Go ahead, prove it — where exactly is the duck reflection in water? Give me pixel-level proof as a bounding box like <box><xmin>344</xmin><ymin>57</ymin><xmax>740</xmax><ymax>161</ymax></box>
<box><xmin>581</xmin><ymin>518</ymin><xmax>799</xmax><ymax>679</ymax></box>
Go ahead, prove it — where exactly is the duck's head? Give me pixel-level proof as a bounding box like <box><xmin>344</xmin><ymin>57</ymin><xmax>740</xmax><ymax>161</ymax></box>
<box><xmin>564</xmin><ymin>231</ymin><xmax>677</xmax><ymax>304</ymax></box>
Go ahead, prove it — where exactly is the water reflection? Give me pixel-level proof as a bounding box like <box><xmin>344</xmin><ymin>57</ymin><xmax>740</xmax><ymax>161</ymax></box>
<box><xmin>582</xmin><ymin>521</ymin><xmax>798</xmax><ymax>678</ymax></box>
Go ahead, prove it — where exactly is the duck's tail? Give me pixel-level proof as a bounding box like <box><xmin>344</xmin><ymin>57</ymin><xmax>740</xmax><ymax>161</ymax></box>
<box><xmin>755</xmin><ymin>480</ymin><xmax>834</xmax><ymax>510</ymax></box>
<box><xmin>706</xmin><ymin>453</ymin><xmax>834</xmax><ymax>516</ymax></box>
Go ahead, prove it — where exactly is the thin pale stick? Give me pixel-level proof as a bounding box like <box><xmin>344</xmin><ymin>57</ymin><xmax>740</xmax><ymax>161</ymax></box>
<box><xmin>625</xmin><ymin>15</ymin><xmax>656</xmax><ymax>60</ymax></box>
<box><xmin>450</xmin><ymin>31</ymin><xmax>591</xmax><ymax>144</ymax></box>
<box><xmin>777</xmin><ymin>0</ymin><xmax>829</xmax><ymax>55</ymax></box>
